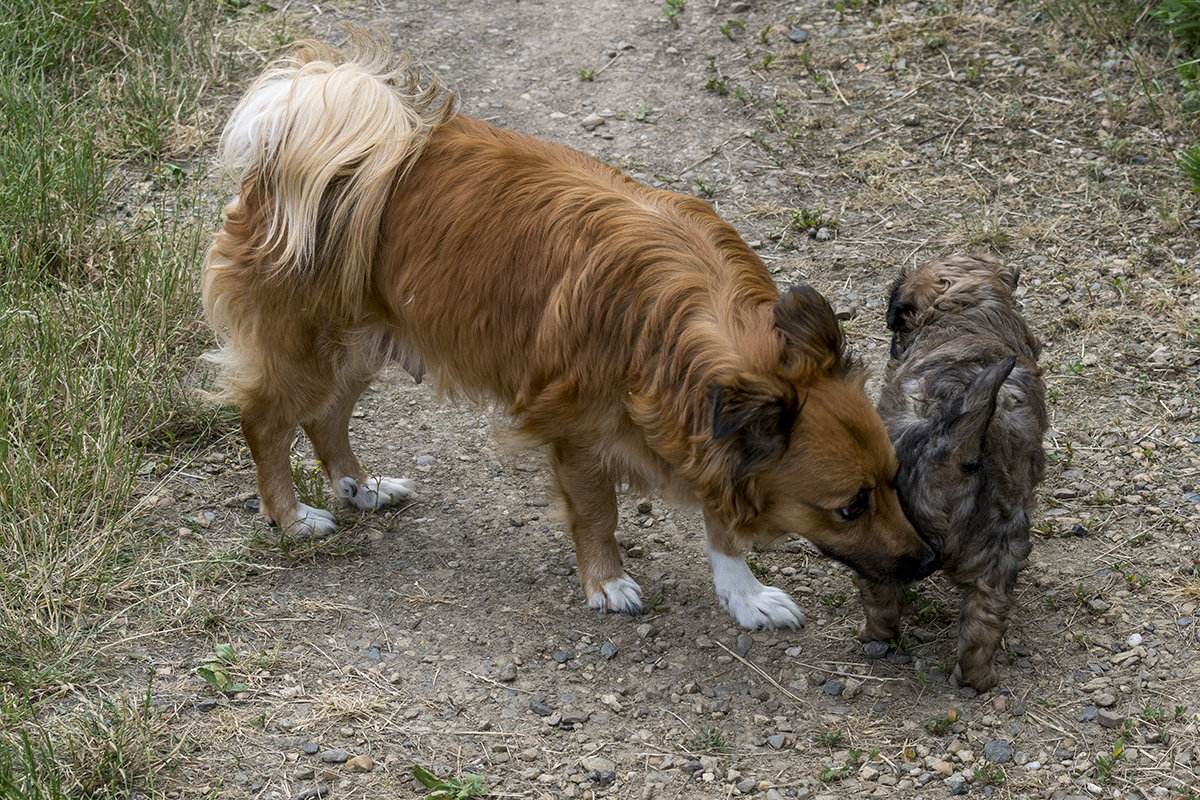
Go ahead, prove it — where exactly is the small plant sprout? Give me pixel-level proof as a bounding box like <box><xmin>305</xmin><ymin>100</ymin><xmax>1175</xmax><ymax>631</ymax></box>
<box><xmin>413</xmin><ymin>765</ymin><xmax>487</xmax><ymax>800</ymax></box>
<box><xmin>662</xmin><ymin>0</ymin><xmax>685</xmax><ymax>26</ymax></box>
<box><xmin>686</xmin><ymin>725</ymin><xmax>732</xmax><ymax>753</ymax></box>
<box><xmin>195</xmin><ymin>643</ymin><xmax>249</xmax><ymax>695</ymax></box>
<box><xmin>579</xmin><ymin>68</ymin><xmax>595</xmax><ymax>81</ymax></box>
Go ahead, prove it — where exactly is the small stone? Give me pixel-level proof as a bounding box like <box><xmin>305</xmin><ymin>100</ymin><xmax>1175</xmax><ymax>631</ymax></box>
<box><xmin>735</xmin><ymin>632</ymin><xmax>753</xmax><ymax>656</ymax></box>
<box><xmin>737</xmin><ymin>778</ymin><xmax>756</xmax><ymax>793</ymax></box>
<box><xmin>823</xmin><ymin>679</ymin><xmax>844</xmax><ymax>696</ymax></box>
<box><xmin>636</xmin><ymin>499</ymin><xmax>653</xmax><ymax>514</ymax></box>
<box><xmin>1126</xmin><ymin>633</ymin><xmax>1143</xmax><ymax>648</ymax></box>
<box><xmin>498</xmin><ymin>662</ymin><xmax>518</xmax><ymax>682</ymax></box>
<box><xmin>196</xmin><ymin>698</ymin><xmax>218</xmax><ymax>713</ymax></box>
<box><xmin>416</xmin><ymin>454</ymin><xmax>436</xmax><ymax>466</ymax></box>
<box><xmin>243</xmin><ymin>497</ymin><xmax>261</xmax><ymax>512</ymax></box>
<box><xmin>636</xmin><ymin>623</ymin><xmax>654</xmax><ymax>639</ymax></box>
<box><xmin>1094</xmin><ymin>693</ymin><xmax>1117</xmax><ymax>707</ymax></box>
<box><xmin>788</xmin><ymin>28</ymin><xmax>808</xmax><ymax>43</ymax></box>
<box><xmin>1078</xmin><ymin>706</ymin><xmax>1099</xmax><ymax>721</ymax></box>
<box><xmin>730</xmin><ymin>1</ymin><xmax>752</xmax><ymax>12</ymax></box>
<box><xmin>949</xmin><ymin>781</ymin><xmax>970</xmax><ymax>796</ymax></box>
<box><xmin>695</xmin><ymin>635</ymin><xmax>715</xmax><ymax>649</ymax></box>
<box><xmin>346</xmin><ymin>754</ymin><xmax>374</xmax><ymax>773</ymax></box>
<box><xmin>319</xmin><ymin>749</ymin><xmax>349</xmax><ymax>763</ymax></box>
<box><xmin>600</xmin><ymin>642</ymin><xmax>618</xmax><ymax>660</ymax></box>
<box><xmin>766</xmin><ymin>734</ymin><xmax>787</xmax><ymax>750</ymax></box>
<box><xmin>530</xmin><ymin>698</ymin><xmax>554</xmax><ymax>716</ymax></box>
<box><xmin>864</xmin><ymin>641</ymin><xmax>889</xmax><ymax>659</ymax></box>
<box><xmin>300</xmin><ymin>742</ymin><xmax>319</xmax><ymax>755</ymax></box>
<box><xmin>581</xmin><ymin>113</ymin><xmax>605</xmax><ymax>130</ymax></box>
<box><xmin>814</xmin><ymin>226</ymin><xmax>832</xmax><ymax>241</ymax></box>
<box><xmin>561</xmin><ymin>709</ymin><xmax>590</xmax><ymax>725</ymax></box>
<box><xmin>842</xmin><ymin>677</ymin><xmax>863</xmax><ymax>699</ymax></box>
<box><xmin>982</xmin><ymin>740</ymin><xmax>1013</xmax><ymax>764</ymax></box>
<box><xmin>552</xmin><ymin>650</ymin><xmax>574</xmax><ymax>664</ymax></box>
<box><xmin>581</xmin><ymin>755</ymin><xmax>616</xmax><ymax>773</ymax></box>
<box><xmin>1098</xmin><ymin>709</ymin><xmax>1125</xmax><ymax>729</ymax></box>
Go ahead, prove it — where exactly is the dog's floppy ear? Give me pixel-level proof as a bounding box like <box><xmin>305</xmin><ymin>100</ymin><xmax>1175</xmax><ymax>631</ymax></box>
<box><xmin>951</xmin><ymin>356</ymin><xmax>1017</xmax><ymax>471</ymax></box>
<box><xmin>885</xmin><ymin>270</ymin><xmax>919</xmax><ymax>359</ymax></box>
<box><xmin>708</xmin><ymin>380</ymin><xmax>801</xmax><ymax>527</ymax></box>
<box><xmin>773</xmin><ymin>284</ymin><xmax>844</xmax><ymax>372</ymax></box>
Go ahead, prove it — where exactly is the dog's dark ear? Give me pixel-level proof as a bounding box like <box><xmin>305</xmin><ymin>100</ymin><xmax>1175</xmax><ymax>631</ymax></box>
<box><xmin>708</xmin><ymin>380</ymin><xmax>801</xmax><ymax>529</ymax></box>
<box><xmin>951</xmin><ymin>356</ymin><xmax>1017</xmax><ymax>470</ymax></box>
<box><xmin>709</xmin><ymin>382</ymin><xmax>799</xmax><ymax>459</ymax></box>
<box><xmin>885</xmin><ymin>270</ymin><xmax>917</xmax><ymax>359</ymax></box>
<box><xmin>773</xmin><ymin>284</ymin><xmax>844</xmax><ymax>371</ymax></box>
<box><xmin>1001</xmin><ymin>262</ymin><xmax>1020</xmax><ymax>292</ymax></box>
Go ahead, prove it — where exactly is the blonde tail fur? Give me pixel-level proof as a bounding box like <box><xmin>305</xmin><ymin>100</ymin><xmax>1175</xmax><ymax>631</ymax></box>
<box><xmin>202</xmin><ymin>27</ymin><xmax>453</xmax><ymax>405</ymax></box>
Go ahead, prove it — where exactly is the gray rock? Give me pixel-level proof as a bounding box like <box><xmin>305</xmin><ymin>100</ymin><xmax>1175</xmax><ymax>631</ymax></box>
<box><xmin>561</xmin><ymin>709</ymin><xmax>591</xmax><ymax>725</ymax></box>
<box><xmin>196</xmin><ymin>698</ymin><xmax>218</xmax><ymax>713</ymax></box>
<box><xmin>319</xmin><ymin>748</ymin><xmax>349</xmax><ymax>763</ymax></box>
<box><xmin>600</xmin><ymin>642</ymin><xmax>618</xmax><ymax>660</ymax></box>
<box><xmin>766</xmin><ymin>733</ymin><xmax>787</xmax><ymax>750</ymax></box>
<box><xmin>864</xmin><ymin>640</ymin><xmax>889</xmax><ymax>659</ymax></box>
<box><xmin>416</xmin><ymin>454</ymin><xmax>435</xmax><ymax>466</ymax></box>
<box><xmin>530</xmin><ymin>697</ymin><xmax>554</xmax><ymax>716</ymax></box>
<box><xmin>788</xmin><ymin>28</ymin><xmax>808</xmax><ymax>43</ymax></box>
<box><xmin>581</xmin><ymin>113</ymin><xmax>605</xmax><ymax>130</ymax></box>
<box><xmin>982</xmin><ymin>739</ymin><xmax>1013</xmax><ymax>764</ymax></box>
<box><xmin>823</xmin><ymin>679</ymin><xmax>844</xmax><ymax>696</ymax></box>
<box><xmin>552</xmin><ymin>650</ymin><xmax>574</xmax><ymax>663</ymax></box>
<box><xmin>1098</xmin><ymin>709</ymin><xmax>1125</xmax><ymax>729</ymax></box>
<box><xmin>498</xmin><ymin>661</ymin><xmax>518</xmax><ymax>682</ymax></box>
<box><xmin>735</xmin><ymin>632</ymin><xmax>754</xmax><ymax>656</ymax></box>
<box><xmin>300</xmin><ymin>742</ymin><xmax>319</xmax><ymax>755</ymax></box>
<box><xmin>1078</xmin><ymin>706</ymin><xmax>1099</xmax><ymax>721</ymax></box>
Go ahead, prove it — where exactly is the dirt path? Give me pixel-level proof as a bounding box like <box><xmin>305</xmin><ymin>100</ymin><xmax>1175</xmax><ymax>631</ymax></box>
<box><xmin>151</xmin><ymin>1</ymin><xmax>1200</xmax><ymax>797</ymax></box>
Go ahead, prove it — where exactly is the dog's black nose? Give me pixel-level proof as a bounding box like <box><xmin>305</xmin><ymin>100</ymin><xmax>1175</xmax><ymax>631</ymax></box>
<box><xmin>895</xmin><ymin>543</ymin><xmax>940</xmax><ymax>583</ymax></box>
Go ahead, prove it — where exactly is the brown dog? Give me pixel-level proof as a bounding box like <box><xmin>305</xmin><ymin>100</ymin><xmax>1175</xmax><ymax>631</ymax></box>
<box><xmin>859</xmin><ymin>254</ymin><xmax>1048</xmax><ymax>690</ymax></box>
<box><xmin>203</xmin><ymin>30</ymin><xmax>936</xmax><ymax>629</ymax></box>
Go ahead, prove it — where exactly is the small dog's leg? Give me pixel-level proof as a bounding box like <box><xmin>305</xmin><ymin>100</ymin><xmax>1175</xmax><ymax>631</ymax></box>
<box><xmin>705</xmin><ymin>514</ymin><xmax>805</xmax><ymax>630</ymax></box>
<box><xmin>302</xmin><ymin>377</ymin><xmax>416</xmax><ymax>512</ymax></box>
<box><xmin>955</xmin><ymin>570</ymin><xmax>1017</xmax><ymax>692</ymax></box>
<box><xmin>243</xmin><ymin>402</ymin><xmax>337</xmax><ymax>539</ymax></box>
<box><xmin>857</xmin><ymin>579</ymin><xmax>906</xmax><ymax>643</ymax></box>
<box><xmin>550</xmin><ymin>443</ymin><xmax>642</xmax><ymax>615</ymax></box>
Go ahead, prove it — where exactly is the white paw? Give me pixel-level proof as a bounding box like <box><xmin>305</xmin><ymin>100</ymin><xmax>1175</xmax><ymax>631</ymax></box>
<box><xmin>722</xmin><ymin>584</ymin><xmax>807</xmax><ymax>630</ymax></box>
<box><xmin>284</xmin><ymin>503</ymin><xmax>337</xmax><ymax>539</ymax></box>
<box><xmin>709</xmin><ymin>549</ymin><xmax>806</xmax><ymax>630</ymax></box>
<box><xmin>337</xmin><ymin>476</ymin><xmax>416</xmax><ymax>510</ymax></box>
<box><xmin>587</xmin><ymin>575</ymin><xmax>644</xmax><ymax>615</ymax></box>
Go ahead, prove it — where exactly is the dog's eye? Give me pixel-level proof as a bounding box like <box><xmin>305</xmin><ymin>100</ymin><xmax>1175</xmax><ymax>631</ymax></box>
<box><xmin>837</xmin><ymin>489</ymin><xmax>870</xmax><ymax>521</ymax></box>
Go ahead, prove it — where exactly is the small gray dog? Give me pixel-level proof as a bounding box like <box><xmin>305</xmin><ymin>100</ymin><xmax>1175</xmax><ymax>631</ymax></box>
<box><xmin>858</xmin><ymin>254</ymin><xmax>1048</xmax><ymax>692</ymax></box>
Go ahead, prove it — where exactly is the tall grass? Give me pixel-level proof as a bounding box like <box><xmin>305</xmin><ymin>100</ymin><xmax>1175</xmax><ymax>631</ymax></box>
<box><xmin>1</xmin><ymin>0</ymin><xmax>239</xmax><ymax>794</ymax></box>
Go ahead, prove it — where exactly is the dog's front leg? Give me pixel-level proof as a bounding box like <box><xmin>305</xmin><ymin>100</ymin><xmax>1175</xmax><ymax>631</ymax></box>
<box><xmin>550</xmin><ymin>443</ymin><xmax>642</xmax><ymax>614</ymax></box>
<box><xmin>704</xmin><ymin>513</ymin><xmax>806</xmax><ymax>630</ymax></box>
<box><xmin>856</xmin><ymin>578</ymin><xmax>906</xmax><ymax>643</ymax></box>
<box><xmin>955</xmin><ymin>569</ymin><xmax>1017</xmax><ymax>692</ymax></box>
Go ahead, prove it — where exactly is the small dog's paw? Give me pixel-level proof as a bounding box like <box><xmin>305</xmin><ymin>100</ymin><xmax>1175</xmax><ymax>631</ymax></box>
<box><xmin>283</xmin><ymin>503</ymin><xmax>337</xmax><ymax>538</ymax></box>
<box><xmin>954</xmin><ymin>663</ymin><xmax>999</xmax><ymax>693</ymax></box>
<box><xmin>723</xmin><ymin>585</ymin><xmax>807</xmax><ymax>630</ymax></box>
<box><xmin>587</xmin><ymin>575</ymin><xmax>643</xmax><ymax>615</ymax></box>
<box><xmin>338</xmin><ymin>476</ymin><xmax>416</xmax><ymax>510</ymax></box>
<box><xmin>859</xmin><ymin>622</ymin><xmax>899</xmax><ymax>642</ymax></box>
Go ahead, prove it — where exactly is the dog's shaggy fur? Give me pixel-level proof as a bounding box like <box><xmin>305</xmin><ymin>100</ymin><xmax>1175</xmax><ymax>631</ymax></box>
<box><xmin>203</xmin><ymin>30</ymin><xmax>937</xmax><ymax>629</ymax></box>
<box><xmin>857</xmin><ymin>254</ymin><xmax>1048</xmax><ymax>690</ymax></box>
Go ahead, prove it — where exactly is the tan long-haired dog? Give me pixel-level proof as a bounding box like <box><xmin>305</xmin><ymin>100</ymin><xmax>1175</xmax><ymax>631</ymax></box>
<box><xmin>204</xmin><ymin>29</ymin><xmax>937</xmax><ymax>629</ymax></box>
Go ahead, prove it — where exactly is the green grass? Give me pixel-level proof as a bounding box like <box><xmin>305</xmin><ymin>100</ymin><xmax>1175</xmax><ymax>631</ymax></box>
<box><xmin>0</xmin><ymin>0</ymin><xmax>267</xmax><ymax>795</ymax></box>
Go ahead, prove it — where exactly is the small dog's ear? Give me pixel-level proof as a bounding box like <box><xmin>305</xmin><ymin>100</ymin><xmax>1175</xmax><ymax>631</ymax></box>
<box><xmin>951</xmin><ymin>356</ymin><xmax>1017</xmax><ymax>470</ymax></box>
<box><xmin>1001</xmin><ymin>262</ymin><xmax>1020</xmax><ymax>292</ymax></box>
<box><xmin>773</xmin><ymin>284</ymin><xmax>844</xmax><ymax>371</ymax></box>
<box><xmin>885</xmin><ymin>270</ymin><xmax>917</xmax><ymax>358</ymax></box>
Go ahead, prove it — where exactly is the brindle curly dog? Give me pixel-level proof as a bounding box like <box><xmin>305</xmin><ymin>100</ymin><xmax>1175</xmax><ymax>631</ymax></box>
<box><xmin>857</xmin><ymin>254</ymin><xmax>1048</xmax><ymax>691</ymax></box>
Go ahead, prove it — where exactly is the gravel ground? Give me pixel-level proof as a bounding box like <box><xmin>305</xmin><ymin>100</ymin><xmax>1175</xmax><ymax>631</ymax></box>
<box><xmin>131</xmin><ymin>1</ymin><xmax>1200</xmax><ymax>798</ymax></box>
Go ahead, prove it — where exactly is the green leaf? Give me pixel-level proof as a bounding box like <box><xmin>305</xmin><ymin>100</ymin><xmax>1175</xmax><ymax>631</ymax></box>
<box><xmin>213</xmin><ymin>643</ymin><xmax>237</xmax><ymax>663</ymax></box>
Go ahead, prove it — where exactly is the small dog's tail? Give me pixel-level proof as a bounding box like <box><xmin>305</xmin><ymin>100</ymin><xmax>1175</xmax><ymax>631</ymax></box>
<box><xmin>202</xmin><ymin>28</ymin><xmax>453</xmax><ymax>403</ymax></box>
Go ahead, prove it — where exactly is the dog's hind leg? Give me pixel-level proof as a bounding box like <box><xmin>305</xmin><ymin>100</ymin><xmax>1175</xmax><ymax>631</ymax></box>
<box><xmin>856</xmin><ymin>579</ymin><xmax>906</xmax><ymax>643</ymax></box>
<box><xmin>704</xmin><ymin>513</ymin><xmax>806</xmax><ymax>630</ymax></box>
<box><xmin>242</xmin><ymin>400</ymin><xmax>337</xmax><ymax>539</ymax></box>
<box><xmin>550</xmin><ymin>442</ymin><xmax>642</xmax><ymax>615</ymax></box>
<box><xmin>954</xmin><ymin>567</ymin><xmax>1018</xmax><ymax>692</ymax></box>
<box><xmin>302</xmin><ymin>376</ymin><xmax>415</xmax><ymax>512</ymax></box>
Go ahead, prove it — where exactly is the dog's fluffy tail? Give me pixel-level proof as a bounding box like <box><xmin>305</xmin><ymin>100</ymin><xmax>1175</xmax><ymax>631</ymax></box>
<box><xmin>202</xmin><ymin>28</ymin><xmax>453</xmax><ymax>403</ymax></box>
